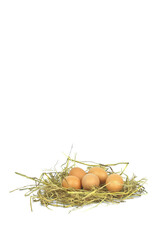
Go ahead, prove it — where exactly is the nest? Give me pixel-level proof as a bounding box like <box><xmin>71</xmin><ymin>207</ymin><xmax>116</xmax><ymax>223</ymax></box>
<box><xmin>11</xmin><ymin>155</ymin><xmax>147</xmax><ymax>212</ymax></box>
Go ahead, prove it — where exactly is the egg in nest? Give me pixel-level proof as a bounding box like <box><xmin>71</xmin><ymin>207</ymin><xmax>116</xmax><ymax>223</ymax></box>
<box><xmin>88</xmin><ymin>167</ymin><xmax>108</xmax><ymax>184</ymax></box>
<box><xmin>62</xmin><ymin>176</ymin><xmax>81</xmax><ymax>189</ymax></box>
<box><xmin>69</xmin><ymin>167</ymin><xmax>86</xmax><ymax>181</ymax></box>
<box><xmin>82</xmin><ymin>173</ymin><xmax>100</xmax><ymax>190</ymax></box>
<box><xmin>106</xmin><ymin>174</ymin><xmax>124</xmax><ymax>192</ymax></box>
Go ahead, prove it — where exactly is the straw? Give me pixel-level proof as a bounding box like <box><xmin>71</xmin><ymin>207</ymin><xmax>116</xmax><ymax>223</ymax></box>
<box><xmin>10</xmin><ymin>155</ymin><xmax>147</xmax><ymax>211</ymax></box>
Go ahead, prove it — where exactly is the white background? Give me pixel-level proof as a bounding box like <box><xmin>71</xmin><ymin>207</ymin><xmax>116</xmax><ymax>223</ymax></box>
<box><xmin>0</xmin><ymin>0</ymin><xmax>160</xmax><ymax>239</ymax></box>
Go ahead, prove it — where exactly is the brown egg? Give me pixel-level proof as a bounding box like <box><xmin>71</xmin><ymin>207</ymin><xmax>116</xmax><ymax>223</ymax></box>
<box><xmin>69</xmin><ymin>167</ymin><xmax>86</xmax><ymax>180</ymax></box>
<box><xmin>106</xmin><ymin>174</ymin><xmax>124</xmax><ymax>192</ymax></box>
<box><xmin>82</xmin><ymin>173</ymin><xmax>100</xmax><ymax>190</ymax></box>
<box><xmin>88</xmin><ymin>167</ymin><xmax>108</xmax><ymax>184</ymax></box>
<box><xmin>62</xmin><ymin>176</ymin><xmax>81</xmax><ymax>189</ymax></box>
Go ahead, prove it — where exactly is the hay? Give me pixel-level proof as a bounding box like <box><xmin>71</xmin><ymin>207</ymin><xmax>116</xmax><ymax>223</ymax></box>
<box><xmin>11</xmin><ymin>155</ymin><xmax>147</xmax><ymax>212</ymax></box>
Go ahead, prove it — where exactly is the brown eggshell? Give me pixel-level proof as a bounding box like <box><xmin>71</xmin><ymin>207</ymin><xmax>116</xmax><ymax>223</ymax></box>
<box><xmin>82</xmin><ymin>173</ymin><xmax>100</xmax><ymax>190</ymax></box>
<box><xmin>88</xmin><ymin>167</ymin><xmax>108</xmax><ymax>184</ymax></box>
<box><xmin>62</xmin><ymin>176</ymin><xmax>81</xmax><ymax>189</ymax></box>
<box><xmin>69</xmin><ymin>167</ymin><xmax>86</xmax><ymax>180</ymax></box>
<box><xmin>106</xmin><ymin>174</ymin><xmax>124</xmax><ymax>192</ymax></box>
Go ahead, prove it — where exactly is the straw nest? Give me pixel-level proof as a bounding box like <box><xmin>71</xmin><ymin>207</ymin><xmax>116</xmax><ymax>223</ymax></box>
<box><xmin>11</xmin><ymin>155</ymin><xmax>147</xmax><ymax>212</ymax></box>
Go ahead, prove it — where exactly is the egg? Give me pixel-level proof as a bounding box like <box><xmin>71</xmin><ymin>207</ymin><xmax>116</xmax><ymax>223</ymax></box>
<box><xmin>82</xmin><ymin>173</ymin><xmax>100</xmax><ymax>190</ymax></box>
<box><xmin>106</xmin><ymin>174</ymin><xmax>124</xmax><ymax>192</ymax></box>
<box><xmin>88</xmin><ymin>167</ymin><xmax>108</xmax><ymax>184</ymax></box>
<box><xmin>69</xmin><ymin>167</ymin><xmax>86</xmax><ymax>180</ymax></box>
<box><xmin>62</xmin><ymin>176</ymin><xmax>81</xmax><ymax>189</ymax></box>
